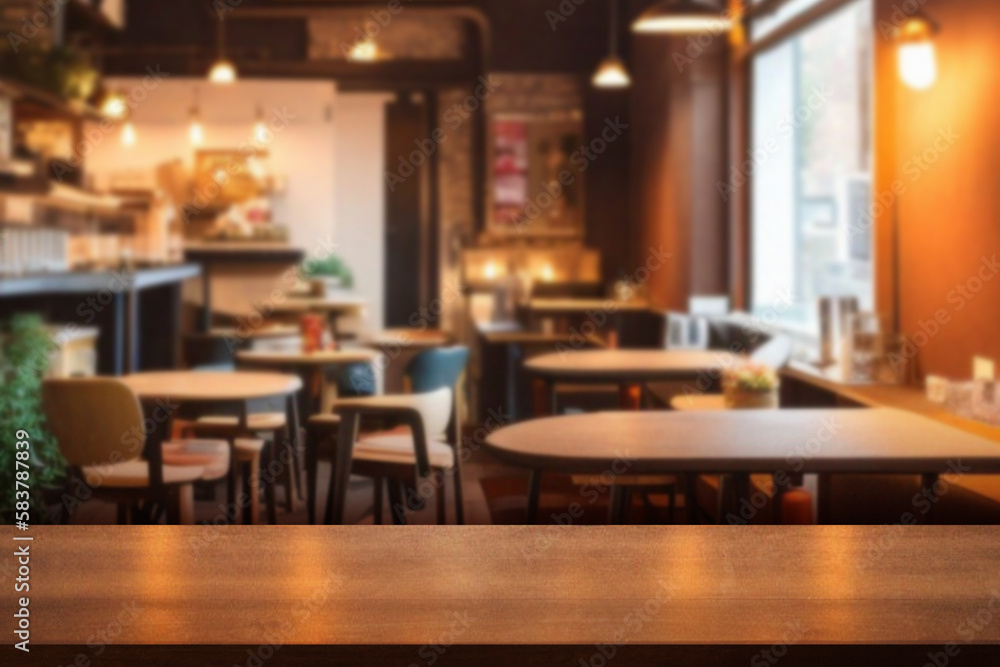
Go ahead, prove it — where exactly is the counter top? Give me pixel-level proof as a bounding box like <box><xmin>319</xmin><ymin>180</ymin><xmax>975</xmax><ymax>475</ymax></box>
<box><xmin>184</xmin><ymin>243</ymin><xmax>304</xmax><ymax>264</ymax></box>
<box><xmin>0</xmin><ymin>264</ymin><xmax>200</xmax><ymax>297</ymax></box>
<box><xmin>16</xmin><ymin>525</ymin><xmax>1000</xmax><ymax>646</ymax></box>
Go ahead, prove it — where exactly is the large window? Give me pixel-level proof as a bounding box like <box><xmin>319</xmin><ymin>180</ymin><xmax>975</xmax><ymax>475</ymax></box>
<box><xmin>750</xmin><ymin>0</ymin><xmax>873</xmax><ymax>331</ymax></box>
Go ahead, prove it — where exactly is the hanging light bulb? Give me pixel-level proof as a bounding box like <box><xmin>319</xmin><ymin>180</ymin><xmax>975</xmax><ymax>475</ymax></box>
<box><xmin>208</xmin><ymin>14</ymin><xmax>237</xmax><ymax>83</ymax></box>
<box><xmin>122</xmin><ymin>121</ymin><xmax>136</xmax><ymax>147</ymax></box>
<box><xmin>632</xmin><ymin>0</ymin><xmax>732</xmax><ymax>34</ymax></box>
<box><xmin>253</xmin><ymin>105</ymin><xmax>269</xmax><ymax>144</ymax></box>
<box><xmin>189</xmin><ymin>89</ymin><xmax>204</xmax><ymax>146</ymax></box>
<box><xmin>208</xmin><ymin>58</ymin><xmax>238</xmax><ymax>84</ymax></box>
<box><xmin>100</xmin><ymin>89</ymin><xmax>128</xmax><ymax>120</ymax></box>
<box><xmin>593</xmin><ymin>0</ymin><xmax>631</xmax><ymax>88</ymax></box>
<box><xmin>593</xmin><ymin>56</ymin><xmax>631</xmax><ymax>88</ymax></box>
<box><xmin>895</xmin><ymin>13</ymin><xmax>938</xmax><ymax>90</ymax></box>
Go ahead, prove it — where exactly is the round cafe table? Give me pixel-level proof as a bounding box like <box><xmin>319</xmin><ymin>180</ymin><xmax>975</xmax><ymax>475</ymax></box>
<box><xmin>235</xmin><ymin>347</ymin><xmax>381</xmax><ymax>524</ymax></box>
<box><xmin>120</xmin><ymin>371</ymin><xmax>303</xmax><ymax>524</ymax></box>
<box><xmin>525</xmin><ymin>349</ymin><xmax>740</xmax><ymax>414</ymax></box>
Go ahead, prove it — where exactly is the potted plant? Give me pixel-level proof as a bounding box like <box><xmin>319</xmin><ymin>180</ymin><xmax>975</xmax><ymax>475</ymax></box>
<box><xmin>0</xmin><ymin>313</ymin><xmax>67</xmax><ymax>524</ymax></box>
<box><xmin>299</xmin><ymin>255</ymin><xmax>354</xmax><ymax>296</ymax></box>
<box><xmin>722</xmin><ymin>363</ymin><xmax>780</xmax><ymax>409</ymax></box>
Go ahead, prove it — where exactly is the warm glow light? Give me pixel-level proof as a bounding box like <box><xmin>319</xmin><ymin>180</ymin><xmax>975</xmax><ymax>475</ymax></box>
<box><xmin>899</xmin><ymin>42</ymin><xmax>936</xmax><ymax>89</ymax></box>
<box><xmin>895</xmin><ymin>15</ymin><xmax>938</xmax><ymax>90</ymax></box>
<box><xmin>254</xmin><ymin>120</ymin><xmax>269</xmax><ymax>144</ymax></box>
<box><xmin>348</xmin><ymin>39</ymin><xmax>379</xmax><ymax>62</ymax></box>
<box><xmin>483</xmin><ymin>261</ymin><xmax>499</xmax><ymax>280</ymax></box>
<box><xmin>208</xmin><ymin>59</ymin><xmax>238</xmax><ymax>84</ymax></box>
<box><xmin>190</xmin><ymin>119</ymin><xmax>204</xmax><ymax>146</ymax></box>
<box><xmin>541</xmin><ymin>265</ymin><xmax>555</xmax><ymax>282</ymax></box>
<box><xmin>632</xmin><ymin>0</ymin><xmax>732</xmax><ymax>34</ymax></box>
<box><xmin>592</xmin><ymin>56</ymin><xmax>632</xmax><ymax>88</ymax></box>
<box><xmin>121</xmin><ymin>121</ymin><xmax>136</xmax><ymax>147</ymax></box>
<box><xmin>100</xmin><ymin>92</ymin><xmax>128</xmax><ymax>120</ymax></box>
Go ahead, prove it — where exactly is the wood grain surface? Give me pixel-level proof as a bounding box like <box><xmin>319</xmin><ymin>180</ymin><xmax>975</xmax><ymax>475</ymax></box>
<box><xmin>525</xmin><ymin>349</ymin><xmax>740</xmax><ymax>382</ymax></box>
<box><xmin>236</xmin><ymin>348</ymin><xmax>380</xmax><ymax>366</ymax></box>
<box><xmin>12</xmin><ymin>526</ymin><xmax>1000</xmax><ymax>645</ymax></box>
<box><xmin>121</xmin><ymin>371</ymin><xmax>302</xmax><ymax>401</ymax></box>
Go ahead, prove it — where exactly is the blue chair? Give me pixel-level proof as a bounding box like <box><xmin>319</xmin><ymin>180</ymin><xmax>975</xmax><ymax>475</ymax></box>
<box><xmin>320</xmin><ymin>346</ymin><xmax>470</xmax><ymax>525</ymax></box>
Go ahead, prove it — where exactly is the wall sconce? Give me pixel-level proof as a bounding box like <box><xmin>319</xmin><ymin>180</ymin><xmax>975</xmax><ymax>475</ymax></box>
<box><xmin>895</xmin><ymin>12</ymin><xmax>939</xmax><ymax>90</ymax></box>
<box><xmin>483</xmin><ymin>261</ymin><xmax>499</xmax><ymax>280</ymax></box>
<box><xmin>541</xmin><ymin>264</ymin><xmax>555</xmax><ymax>282</ymax></box>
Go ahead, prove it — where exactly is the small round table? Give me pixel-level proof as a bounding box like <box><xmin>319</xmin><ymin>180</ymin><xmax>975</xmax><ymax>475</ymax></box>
<box><xmin>525</xmin><ymin>349</ymin><xmax>740</xmax><ymax>414</ymax></box>
<box><xmin>121</xmin><ymin>371</ymin><xmax>303</xmax><ymax>524</ymax></box>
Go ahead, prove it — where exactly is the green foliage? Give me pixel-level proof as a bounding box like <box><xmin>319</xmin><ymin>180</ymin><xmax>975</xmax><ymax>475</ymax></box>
<box><xmin>0</xmin><ymin>43</ymin><xmax>99</xmax><ymax>103</ymax></box>
<box><xmin>300</xmin><ymin>254</ymin><xmax>354</xmax><ymax>287</ymax></box>
<box><xmin>0</xmin><ymin>314</ymin><xmax>66</xmax><ymax>524</ymax></box>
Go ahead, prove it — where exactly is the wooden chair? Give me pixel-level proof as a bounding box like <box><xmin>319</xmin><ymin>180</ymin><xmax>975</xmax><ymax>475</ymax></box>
<box><xmin>310</xmin><ymin>346</ymin><xmax>469</xmax><ymax>525</ymax></box>
<box><xmin>42</xmin><ymin>378</ymin><xmax>237</xmax><ymax>524</ymax></box>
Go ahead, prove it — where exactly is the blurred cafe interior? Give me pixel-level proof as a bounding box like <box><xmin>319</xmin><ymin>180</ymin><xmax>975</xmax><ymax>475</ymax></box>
<box><xmin>2</xmin><ymin>1</ymin><xmax>1000</xmax><ymax>532</ymax></box>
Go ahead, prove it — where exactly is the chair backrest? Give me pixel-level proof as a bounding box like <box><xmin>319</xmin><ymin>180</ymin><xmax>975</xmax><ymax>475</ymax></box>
<box><xmin>407</xmin><ymin>387</ymin><xmax>454</xmax><ymax>441</ymax></box>
<box><xmin>750</xmin><ymin>334</ymin><xmax>793</xmax><ymax>369</ymax></box>
<box><xmin>405</xmin><ymin>346</ymin><xmax>470</xmax><ymax>394</ymax></box>
<box><xmin>42</xmin><ymin>378</ymin><xmax>146</xmax><ymax>467</ymax></box>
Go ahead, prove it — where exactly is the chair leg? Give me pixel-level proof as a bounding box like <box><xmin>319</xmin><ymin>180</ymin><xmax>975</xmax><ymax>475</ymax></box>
<box><xmin>436</xmin><ymin>477</ymin><xmax>447</xmax><ymax>525</ymax></box>
<box><xmin>279</xmin><ymin>428</ymin><xmax>297</xmax><ymax>513</ymax></box>
<box><xmin>290</xmin><ymin>427</ymin><xmax>305</xmax><ymax>502</ymax></box>
<box><xmin>170</xmin><ymin>485</ymin><xmax>195</xmax><ymax>525</ymax></box>
<box><xmin>526</xmin><ymin>470</ymin><xmax>541</xmax><ymax>525</ymax></box>
<box><xmin>387</xmin><ymin>482</ymin><xmax>407</xmax><ymax>525</ymax></box>
<box><xmin>453</xmin><ymin>459</ymin><xmax>465</xmax><ymax>526</ymax></box>
<box><xmin>306</xmin><ymin>425</ymin><xmax>320</xmax><ymax>526</ymax></box>
<box><xmin>373</xmin><ymin>477</ymin><xmax>383</xmax><ymax>525</ymax></box>
<box><xmin>264</xmin><ymin>442</ymin><xmax>278</xmax><ymax>525</ymax></box>
<box><xmin>248</xmin><ymin>458</ymin><xmax>261</xmax><ymax>525</ymax></box>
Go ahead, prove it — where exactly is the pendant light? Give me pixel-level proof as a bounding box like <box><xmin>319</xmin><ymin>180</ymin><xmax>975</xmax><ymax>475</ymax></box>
<box><xmin>208</xmin><ymin>15</ymin><xmax>237</xmax><ymax>83</ymax></box>
<box><xmin>100</xmin><ymin>89</ymin><xmax>128</xmax><ymax>120</ymax></box>
<box><xmin>254</xmin><ymin>105</ymin><xmax>269</xmax><ymax>144</ymax></box>
<box><xmin>593</xmin><ymin>0</ymin><xmax>631</xmax><ymax>88</ymax></box>
<box><xmin>189</xmin><ymin>88</ymin><xmax>204</xmax><ymax>146</ymax></box>
<box><xmin>632</xmin><ymin>0</ymin><xmax>732</xmax><ymax>34</ymax></box>
<box><xmin>121</xmin><ymin>121</ymin><xmax>136</xmax><ymax>147</ymax></box>
<box><xmin>894</xmin><ymin>11</ymin><xmax>938</xmax><ymax>90</ymax></box>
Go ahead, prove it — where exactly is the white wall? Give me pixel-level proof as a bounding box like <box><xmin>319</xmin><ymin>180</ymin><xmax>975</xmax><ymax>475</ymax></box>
<box><xmin>333</xmin><ymin>93</ymin><xmax>392</xmax><ymax>331</ymax></box>
<box><xmin>86</xmin><ymin>79</ymin><xmax>391</xmax><ymax>331</ymax></box>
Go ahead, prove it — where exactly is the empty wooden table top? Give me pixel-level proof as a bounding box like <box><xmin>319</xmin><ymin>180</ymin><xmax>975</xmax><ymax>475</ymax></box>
<box><xmin>527</xmin><ymin>298</ymin><xmax>651</xmax><ymax>314</ymax></box>
<box><xmin>363</xmin><ymin>328</ymin><xmax>451</xmax><ymax>349</ymax></box>
<box><xmin>270</xmin><ymin>295</ymin><xmax>368</xmax><ymax>313</ymax></box>
<box><xmin>525</xmin><ymin>349</ymin><xmax>739</xmax><ymax>382</ymax></box>
<box><xmin>16</xmin><ymin>525</ymin><xmax>1000</xmax><ymax>645</ymax></box>
<box><xmin>121</xmin><ymin>370</ymin><xmax>302</xmax><ymax>401</ymax></box>
<box><xmin>485</xmin><ymin>408</ymin><xmax>1000</xmax><ymax>475</ymax></box>
<box><xmin>236</xmin><ymin>347</ymin><xmax>380</xmax><ymax>366</ymax></box>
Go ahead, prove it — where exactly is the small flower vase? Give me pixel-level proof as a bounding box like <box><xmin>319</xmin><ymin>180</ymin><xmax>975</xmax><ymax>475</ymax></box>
<box><xmin>724</xmin><ymin>387</ymin><xmax>779</xmax><ymax>410</ymax></box>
